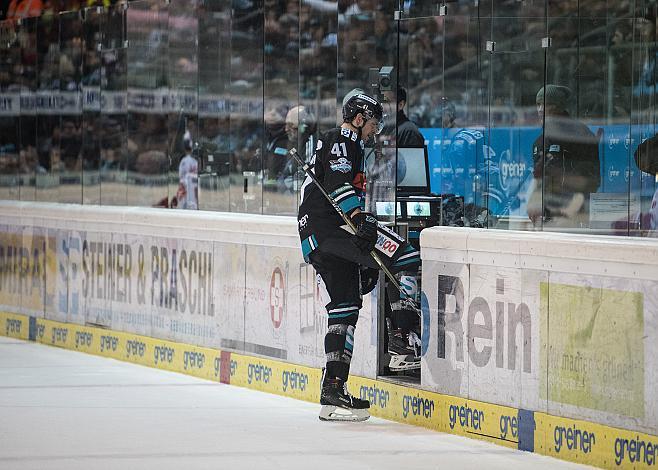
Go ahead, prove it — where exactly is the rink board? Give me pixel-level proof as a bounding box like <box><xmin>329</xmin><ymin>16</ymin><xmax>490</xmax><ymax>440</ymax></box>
<box><xmin>420</xmin><ymin>228</ymin><xmax>658</xmax><ymax>442</ymax></box>
<box><xmin>2</xmin><ymin>201</ymin><xmax>658</xmax><ymax>469</ymax></box>
<box><xmin>0</xmin><ymin>201</ymin><xmax>377</xmax><ymax>380</ymax></box>
<box><xmin>2</xmin><ymin>310</ymin><xmax>657</xmax><ymax>469</ymax></box>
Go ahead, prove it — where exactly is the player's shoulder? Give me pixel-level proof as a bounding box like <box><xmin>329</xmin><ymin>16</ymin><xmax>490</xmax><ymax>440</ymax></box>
<box><xmin>324</xmin><ymin>126</ymin><xmax>359</xmax><ymax>144</ymax></box>
<box><xmin>320</xmin><ymin>127</ymin><xmax>362</xmax><ymax>151</ymax></box>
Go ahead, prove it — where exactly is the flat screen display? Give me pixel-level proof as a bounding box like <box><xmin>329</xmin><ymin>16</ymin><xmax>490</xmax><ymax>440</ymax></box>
<box><xmin>406</xmin><ymin>201</ymin><xmax>431</xmax><ymax>217</ymax></box>
<box><xmin>397</xmin><ymin>147</ymin><xmax>430</xmax><ymax>195</ymax></box>
<box><xmin>375</xmin><ymin>201</ymin><xmax>401</xmax><ymax>217</ymax></box>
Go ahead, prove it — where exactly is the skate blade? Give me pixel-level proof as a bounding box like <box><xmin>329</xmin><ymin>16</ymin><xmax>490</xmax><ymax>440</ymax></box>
<box><xmin>319</xmin><ymin>405</ymin><xmax>370</xmax><ymax>422</ymax></box>
<box><xmin>388</xmin><ymin>353</ymin><xmax>421</xmax><ymax>371</ymax></box>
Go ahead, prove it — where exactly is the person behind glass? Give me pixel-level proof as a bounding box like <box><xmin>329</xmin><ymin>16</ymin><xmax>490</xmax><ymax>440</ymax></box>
<box><xmin>279</xmin><ymin>105</ymin><xmax>317</xmax><ymax>192</ymax></box>
<box><xmin>177</xmin><ymin>136</ymin><xmax>198</xmax><ymax>210</ymax></box>
<box><xmin>633</xmin><ymin>133</ymin><xmax>658</xmax><ymax>237</ymax></box>
<box><xmin>440</xmin><ymin>99</ymin><xmax>506</xmax><ymax>226</ymax></box>
<box><xmin>528</xmin><ymin>85</ymin><xmax>600</xmax><ymax>228</ymax></box>
<box><xmin>263</xmin><ymin>103</ymin><xmax>290</xmax><ymax>185</ymax></box>
<box><xmin>297</xmin><ymin>92</ymin><xmax>420</xmax><ymax>422</ymax></box>
<box><xmin>390</xmin><ymin>86</ymin><xmax>424</xmax><ymax>148</ymax></box>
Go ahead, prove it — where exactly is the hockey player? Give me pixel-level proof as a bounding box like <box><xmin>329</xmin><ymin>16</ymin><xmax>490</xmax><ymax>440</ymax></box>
<box><xmin>297</xmin><ymin>92</ymin><xmax>421</xmax><ymax>422</ymax></box>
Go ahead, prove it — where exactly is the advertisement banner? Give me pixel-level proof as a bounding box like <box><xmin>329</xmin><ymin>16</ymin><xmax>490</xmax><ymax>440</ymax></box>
<box><xmin>243</xmin><ymin>245</ymin><xmax>292</xmax><ymax>360</ymax></box>
<box><xmin>288</xmin><ymin>259</ymin><xmax>326</xmax><ymax>368</ymax></box>
<box><xmin>422</xmin><ymin>260</ymin><xmax>545</xmax><ymax>411</ymax></box>
<box><xmin>216</xmin><ymin>242</ymin><xmax>246</xmax><ymax>351</ymax></box>
<box><xmin>541</xmin><ymin>281</ymin><xmax>644</xmax><ymax>417</ymax></box>
<box><xmin>0</xmin><ymin>226</ymin><xmax>56</xmax><ymax>316</ymax></box>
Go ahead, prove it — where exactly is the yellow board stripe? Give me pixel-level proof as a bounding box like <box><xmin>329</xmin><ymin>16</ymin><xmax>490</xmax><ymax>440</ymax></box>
<box><xmin>2</xmin><ymin>312</ymin><xmax>656</xmax><ymax>469</ymax></box>
<box><xmin>0</xmin><ymin>312</ymin><xmax>30</xmax><ymax>341</ymax></box>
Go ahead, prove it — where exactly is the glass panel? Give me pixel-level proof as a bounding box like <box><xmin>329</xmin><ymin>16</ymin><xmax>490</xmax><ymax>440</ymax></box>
<box><xmin>34</xmin><ymin>13</ymin><xmax>61</xmax><ymax>202</ymax></box>
<box><xmin>397</xmin><ymin>13</ymin><xmax>442</xmax><ymax>212</ymax></box>
<box><xmin>126</xmin><ymin>0</ymin><xmax>168</xmax><ymax>208</ymax></box>
<box><xmin>100</xmin><ymin>4</ymin><xmax>128</xmax><ymax>206</ymax></box>
<box><xmin>262</xmin><ymin>0</ymin><xmax>297</xmax><ymax>216</ymax></box>
<box><xmin>58</xmin><ymin>11</ymin><xmax>84</xmax><ymax>204</ymax></box>
<box><xmin>397</xmin><ymin>0</ymin><xmax>439</xmax><ymax>19</ymax></box>
<box><xmin>543</xmin><ymin>5</ymin><xmax>607</xmax><ymax>233</ymax></box>
<box><xmin>0</xmin><ymin>20</ymin><xmax>20</xmax><ymax>200</ymax></box>
<box><xmin>290</xmin><ymin>0</ymin><xmax>337</xmax><ymax>212</ymax></box>
<box><xmin>338</xmin><ymin>7</ymin><xmax>398</xmax><ymax>222</ymax></box>
<box><xmin>197</xmin><ymin>0</ymin><xmax>231</xmax><ymax>211</ymax></box>
<box><xmin>486</xmin><ymin>5</ymin><xmax>544</xmax><ymax>231</ymax></box>
<box><xmin>435</xmin><ymin>13</ymin><xmax>488</xmax><ymax>222</ymax></box>
<box><xmin>229</xmin><ymin>0</ymin><xmax>263</xmax><ymax>213</ymax></box>
<box><xmin>18</xmin><ymin>17</ymin><xmax>38</xmax><ymax>201</ymax></box>
<box><xmin>168</xmin><ymin>0</ymin><xmax>199</xmax><ymax>211</ymax></box>
<box><xmin>630</xmin><ymin>8</ymin><xmax>658</xmax><ymax>236</ymax></box>
<box><xmin>81</xmin><ymin>7</ymin><xmax>103</xmax><ymax>205</ymax></box>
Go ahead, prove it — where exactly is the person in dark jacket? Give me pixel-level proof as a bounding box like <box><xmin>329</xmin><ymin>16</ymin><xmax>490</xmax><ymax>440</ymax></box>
<box><xmin>393</xmin><ymin>86</ymin><xmax>425</xmax><ymax>148</ymax></box>
<box><xmin>528</xmin><ymin>85</ymin><xmax>601</xmax><ymax>228</ymax></box>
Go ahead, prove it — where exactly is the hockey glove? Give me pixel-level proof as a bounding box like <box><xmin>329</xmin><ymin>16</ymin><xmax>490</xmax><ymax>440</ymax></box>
<box><xmin>360</xmin><ymin>267</ymin><xmax>379</xmax><ymax>295</ymax></box>
<box><xmin>351</xmin><ymin>211</ymin><xmax>378</xmax><ymax>253</ymax></box>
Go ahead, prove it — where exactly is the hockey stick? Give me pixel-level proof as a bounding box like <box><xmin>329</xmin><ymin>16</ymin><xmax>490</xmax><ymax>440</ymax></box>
<box><xmin>289</xmin><ymin>147</ymin><xmax>415</xmax><ymax>305</ymax></box>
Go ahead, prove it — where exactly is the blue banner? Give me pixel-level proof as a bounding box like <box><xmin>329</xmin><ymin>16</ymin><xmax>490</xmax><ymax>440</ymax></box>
<box><xmin>420</xmin><ymin>125</ymin><xmax>658</xmax><ymax>218</ymax></box>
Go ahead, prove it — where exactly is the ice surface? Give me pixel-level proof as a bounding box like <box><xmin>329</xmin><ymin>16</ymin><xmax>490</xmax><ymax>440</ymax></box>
<box><xmin>0</xmin><ymin>337</ymin><xmax>590</xmax><ymax>470</ymax></box>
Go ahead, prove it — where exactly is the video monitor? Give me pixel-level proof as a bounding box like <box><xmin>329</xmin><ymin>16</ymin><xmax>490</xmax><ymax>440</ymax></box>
<box><xmin>396</xmin><ymin>147</ymin><xmax>430</xmax><ymax>195</ymax></box>
<box><xmin>406</xmin><ymin>201</ymin><xmax>431</xmax><ymax>217</ymax></box>
<box><xmin>375</xmin><ymin>201</ymin><xmax>401</xmax><ymax>217</ymax></box>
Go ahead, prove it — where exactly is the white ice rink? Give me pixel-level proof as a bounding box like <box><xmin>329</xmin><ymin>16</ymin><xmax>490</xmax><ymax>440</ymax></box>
<box><xmin>0</xmin><ymin>337</ymin><xmax>591</xmax><ymax>470</ymax></box>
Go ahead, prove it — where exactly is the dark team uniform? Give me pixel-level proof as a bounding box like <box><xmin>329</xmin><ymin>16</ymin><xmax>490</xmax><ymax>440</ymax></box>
<box><xmin>297</xmin><ymin>126</ymin><xmax>419</xmax><ymax>271</ymax></box>
<box><xmin>298</xmin><ymin>127</ymin><xmax>366</xmax><ymax>259</ymax></box>
<box><xmin>297</xmin><ymin>125</ymin><xmax>420</xmax><ymax>387</ymax></box>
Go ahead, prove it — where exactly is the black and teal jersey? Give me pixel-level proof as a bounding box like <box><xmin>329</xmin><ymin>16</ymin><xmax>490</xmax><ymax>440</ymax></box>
<box><xmin>297</xmin><ymin>126</ymin><xmax>366</xmax><ymax>261</ymax></box>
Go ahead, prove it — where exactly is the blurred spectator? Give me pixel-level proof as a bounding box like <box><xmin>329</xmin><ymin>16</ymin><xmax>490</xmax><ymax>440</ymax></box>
<box><xmin>177</xmin><ymin>138</ymin><xmax>198</xmax><ymax>210</ymax></box>
<box><xmin>280</xmin><ymin>105</ymin><xmax>316</xmax><ymax>192</ymax></box>
<box><xmin>633</xmin><ymin>17</ymin><xmax>658</xmax><ymax>99</ymax></box>
<box><xmin>386</xmin><ymin>86</ymin><xmax>424</xmax><ymax>148</ymax></box>
<box><xmin>263</xmin><ymin>102</ymin><xmax>290</xmax><ymax>182</ymax></box>
<box><xmin>527</xmin><ymin>85</ymin><xmax>601</xmax><ymax>228</ymax></box>
<box><xmin>60</xmin><ymin>118</ymin><xmax>81</xmax><ymax>171</ymax></box>
<box><xmin>632</xmin><ymin>133</ymin><xmax>658</xmax><ymax>236</ymax></box>
<box><xmin>6</xmin><ymin>0</ymin><xmax>43</xmax><ymax>20</ymax></box>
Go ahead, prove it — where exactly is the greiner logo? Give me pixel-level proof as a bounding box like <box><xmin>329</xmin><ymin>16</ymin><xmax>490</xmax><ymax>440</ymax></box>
<box><xmin>100</xmin><ymin>335</ymin><xmax>118</xmax><ymax>352</ymax></box>
<box><xmin>5</xmin><ymin>318</ymin><xmax>21</xmax><ymax>335</ymax></box>
<box><xmin>183</xmin><ymin>351</ymin><xmax>205</xmax><ymax>370</ymax></box>
<box><xmin>126</xmin><ymin>339</ymin><xmax>146</xmax><ymax>358</ymax></box>
<box><xmin>154</xmin><ymin>345</ymin><xmax>174</xmax><ymax>364</ymax></box>
<box><xmin>615</xmin><ymin>436</ymin><xmax>658</xmax><ymax>466</ymax></box>
<box><xmin>448</xmin><ymin>403</ymin><xmax>484</xmax><ymax>431</ymax></box>
<box><xmin>247</xmin><ymin>363</ymin><xmax>272</xmax><ymax>384</ymax></box>
<box><xmin>282</xmin><ymin>370</ymin><xmax>308</xmax><ymax>392</ymax></box>
<box><xmin>554</xmin><ymin>424</ymin><xmax>595</xmax><ymax>454</ymax></box>
<box><xmin>499</xmin><ymin>150</ymin><xmax>526</xmax><ymax>192</ymax></box>
<box><xmin>402</xmin><ymin>395</ymin><xmax>434</xmax><ymax>419</ymax></box>
<box><xmin>214</xmin><ymin>358</ymin><xmax>237</xmax><ymax>378</ymax></box>
<box><xmin>360</xmin><ymin>385</ymin><xmax>390</xmax><ymax>409</ymax></box>
<box><xmin>499</xmin><ymin>414</ymin><xmax>518</xmax><ymax>440</ymax></box>
<box><xmin>437</xmin><ymin>275</ymin><xmax>532</xmax><ymax>373</ymax></box>
<box><xmin>51</xmin><ymin>327</ymin><xmax>68</xmax><ymax>345</ymax></box>
<box><xmin>75</xmin><ymin>331</ymin><xmax>93</xmax><ymax>348</ymax></box>
<box><xmin>215</xmin><ymin>357</ymin><xmax>238</xmax><ymax>377</ymax></box>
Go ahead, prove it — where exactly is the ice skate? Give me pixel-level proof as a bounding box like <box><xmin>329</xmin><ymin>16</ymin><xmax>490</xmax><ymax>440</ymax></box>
<box><xmin>386</xmin><ymin>318</ymin><xmax>421</xmax><ymax>372</ymax></box>
<box><xmin>319</xmin><ymin>378</ymin><xmax>370</xmax><ymax>422</ymax></box>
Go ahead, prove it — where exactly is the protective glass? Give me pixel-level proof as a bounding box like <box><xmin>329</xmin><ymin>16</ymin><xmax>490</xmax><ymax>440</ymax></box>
<box><xmin>372</xmin><ymin>117</ymin><xmax>384</xmax><ymax>135</ymax></box>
